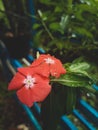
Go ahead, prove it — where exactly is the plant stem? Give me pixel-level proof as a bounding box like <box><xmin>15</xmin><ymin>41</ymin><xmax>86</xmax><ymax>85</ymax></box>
<box><xmin>37</xmin><ymin>10</ymin><xmax>54</xmax><ymax>40</ymax></box>
<box><xmin>41</xmin><ymin>20</ymin><xmax>54</xmax><ymax>40</ymax></box>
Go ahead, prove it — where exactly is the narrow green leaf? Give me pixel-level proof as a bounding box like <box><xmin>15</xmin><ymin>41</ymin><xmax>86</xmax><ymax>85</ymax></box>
<box><xmin>54</xmin><ymin>6</ymin><xmax>62</xmax><ymax>13</ymax></box>
<box><xmin>60</xmin><ymin>15</ymin><xmax>69</xmax><ymax>30</ymax></box>
<box><xmin>49</xmin><ymin>22</ymin><xmax>60</xmax><ymax>30</ymax></box>
<box><xmin>73</xmin><ymin>27</ymin><xmax>93</xmax><ymax>38</ymax></box>
<box><xmin>63</xmin><ymin>57</ymin><xmax>98</xmax><ymax>83</ymax></box>
<box><xmin>32</xmin><ymin>23</ymin><xmax>40</xmax><ymax>30</ymax></box>
<box><xmin>52</xmin><ymin>73</ymin><xmax>93</xmax><ymax>88</ymax></box>
<box><xmin>69</xmin><ymin>62</ymin><xmax>90</xmax><ymax>72</ymax></box>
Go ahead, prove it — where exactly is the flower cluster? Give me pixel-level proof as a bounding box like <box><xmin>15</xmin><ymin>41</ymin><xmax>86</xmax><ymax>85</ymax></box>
<box><xmin>8</xmin><ymin>54</ymin><xmax>66</xmax><ymax>107</ymax></box>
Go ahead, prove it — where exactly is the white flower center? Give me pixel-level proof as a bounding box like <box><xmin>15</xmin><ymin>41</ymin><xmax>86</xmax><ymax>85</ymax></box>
<box><xmin>23</xmin><ymin>75</ymin><xmax>36</xmax><ymax>89</ymax></box>
<box><xmin>44</xmin><ymin>58</ymin><xmax>55</xmax><ymax>64</ymax></box>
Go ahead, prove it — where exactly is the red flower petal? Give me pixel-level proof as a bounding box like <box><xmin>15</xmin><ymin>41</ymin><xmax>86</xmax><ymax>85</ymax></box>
<box><xmin>31</xmin><ymin>54</ymin><xmax>50</xmax><ymax>66</ymax></box>
<box><xmin>50</xmin><ymin>58</ymin><xmax>66</xmax><ymax>78</ymax></box>
<box><xmin>28</xmin><ymin>73</ymin><xmax>51</xmax><ymax>102</ymax></box>
<box><xmin>8</xmin><ymin>72</ymin><xmax>25</xmax><ymax>90</ymax></box>
<box><xmin>31</xmin><ymin>64</ymin><xmax>50</xmax><ymax>77</ymax></box>
<box><xmin>30</xmin><ymin>81</ymin><xmax>51</xmax><ymax>102</ymax></box>
<box><xmin>17</xmin><ymin>74</ymin><xmax>51</xmax><ymax>107</ymax></box>
<box><xmin>31</xmin><ymin>54</ymin><xmax>66</xmax><ymax>78</ymax></box>
<box><xmin>18</xmin><ymin>67</ymin><xmax>35</xmax><ymax>76</ymax></box>
<box><xmin>17</xmin><ymin>87</ymin><xmax>33</xmax><ymax>107</ymax></box>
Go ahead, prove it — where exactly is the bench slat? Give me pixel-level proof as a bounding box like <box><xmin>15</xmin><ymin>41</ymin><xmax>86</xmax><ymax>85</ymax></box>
<box><xmin>73</xmin><ymin>109</ymin><xmax>96</xmax><ymax>130</ymax></box>
<box><xmin>61</xmin><ymin>115</ymin><xmax>78</xmax><ymax>130</ymax></box>
<box><xmin>79</xmin><ymin>99</ymin><xmax>98</xmax><ymax>126</ymax></box>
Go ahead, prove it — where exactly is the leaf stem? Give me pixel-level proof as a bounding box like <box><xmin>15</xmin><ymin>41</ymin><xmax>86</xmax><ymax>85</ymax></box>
<box><xmin>37</xmin><ymin>10</ymin><xmax>54</xmax><ymax>40</ymax></box>
<box><xmin>41</xmin><ymin>20</ymin><xmax>54</xmax><ymax>40</ymax></box>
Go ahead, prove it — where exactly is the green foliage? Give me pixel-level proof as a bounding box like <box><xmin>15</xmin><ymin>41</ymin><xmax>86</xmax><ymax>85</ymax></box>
<box><xmin>65</xmin><ymin>57</ymin><xmax>98</xmax><ymax>82</ymax></box>
<box><xmin>33</xmin><ymin>1</ymin><xmax>98</xmax><ymax>129</ymax></box>
<box><xmin>42</xmin><ymin>56</ymin><xmax>98</xmax><ymax>129</ymax></box>
<box><xmin>51</xmin><ymin>57</ymin><xmax>98</xmax><ymax>93</ymax></box>
<box><xmin>33</xmin><ymin>0</ymin><xmax>98</xmax><ymax>62</ymax></box>
<box><xmin>0</xmin><ymin>0</ymin><xmax>30</xmax><ymax>35</ymax></box>
<box><xmin>0</xmin><ymin>0</ymin><xmax>10</xmax><ymax>28</ymax></box>
<box><xmin>1</xmin><ymin>1</ymin><xmax>98</xmax><ymax>129</ymax></box>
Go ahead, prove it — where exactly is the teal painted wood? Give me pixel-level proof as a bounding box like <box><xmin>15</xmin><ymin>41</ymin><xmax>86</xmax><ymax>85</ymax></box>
<box><xmin>27</xmin><ymin>0</ymin><xmax>35</xmax><ymax>26</ymax></box>
<box><xmin>21</xmin><ymin>103</ymin><xmax>42</xmax><ymax>130</ymax></box>
<box><xmin>26</xmin><ymin>54</ymin><xmax>34</xmax><ymax>62</ymax></box>
<box><xmin>0</xmin><ymin>40</ymin><xmax>13</xmax><ymax>81</ymax></box>
<box><xmin>73</xmin><ymin>109</ymin><xmax>96</xmax><ymax>130</ymax></box>
<box><xmin>11</xmin><ymin>59</ymin><xmax>22</xmax><ymax>68</ymax></box>
<box><xmin>15</xmin><ymin>94</ymin><xmax>42</xmax><ymax>130</ymax></box>
<box><xmin>79</xmin><ymin>99</ymin><xmax>98</xmax><ymax>126</ymax></box>
<box><xmin>93</xmin><ymin>84</ymin><xmax>98</xmax><ymax>91</ymax></box>
<box><xmin>61</xmin><ymin>115</ymin><xmax>78</xmax><ymax>130</ymax></box>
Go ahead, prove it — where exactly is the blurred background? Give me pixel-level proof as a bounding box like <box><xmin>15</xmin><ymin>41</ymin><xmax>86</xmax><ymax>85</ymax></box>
<box><xmin>0</xmin><ymin>0</ymin><xmax>98</xmax><ymax>130</ymax></box>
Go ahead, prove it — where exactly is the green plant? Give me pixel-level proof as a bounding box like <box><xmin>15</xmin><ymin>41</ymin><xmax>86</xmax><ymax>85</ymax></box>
<box><xmin>2</xmin><ymin>0</ymin><xmax>98</xmax><ymax>129</ymax></box>
<box><xmin>33</xmin><ymin>0</ymin><xmax>98</xmax><ymax>63</ymax></box>
<box><xmin>41</xmin><ymin>56</ymin><xmax>98</xmax><ymax>130</ymax></box>
<box><xmin>8</xmin><ymin>54</ymin><xmax>98</xmax><ymax>130</ymax></box>
<box><xmin>31</xmin><ymin>0</ymin><xmax>98</xmax><ymax>129</ymax></box>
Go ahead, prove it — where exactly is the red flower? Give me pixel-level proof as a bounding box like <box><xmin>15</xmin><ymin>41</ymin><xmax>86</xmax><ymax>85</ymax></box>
<box><xmin>8</xmin><ymin>67</ymin><xmax>51</xmax><ymax>107</ymax></box>
<box><xmin>30</xmin><ymin>54</ymin><xmax>66</xmax><ymax>78</ymax></box>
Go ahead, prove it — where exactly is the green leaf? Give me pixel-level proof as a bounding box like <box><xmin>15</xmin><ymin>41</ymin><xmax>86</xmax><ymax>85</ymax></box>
<box><xmin>39</xmin><ymin>0</ymin><xmax>56</xmax><ymax>5</ymax></box>
<box><xmin>54</xmin><ymin>6</ymin><xmax>62</xmax><ymax>13</ymax></box>
<box><xmin>40</xmin><ymin>0</ymin><xmax>51</xmax><ymax>4</ymax></box>
<box><xmin>68</xmin><ymin>62</ymin><xmax>92</xmax><ymax>79</ymax></box>
<box><xmin>0</xmin><ymin>0</ymin><xmax>5</xmax><ymax>12</ymax></box>
<box><xmin>75</xmin><ymin>4</ymin><xmax>98</xmax><ymax>17</ymax></box>
<box><xmin>32</xmin><ymin>23</ymin><xmax>40</xmax><ymax>30</ymax></box>
<box><xmin>65</xmin><ymin>57</ymin><xmax>98</xmax><ymax>82</ymax></box>
<box><xmin>32</xmin><ymin>30</ymin><xmax>43</xmax><ymax>48</ymax></box>
<box><xmin>54</xmin><ymin>73</ymin><xmax>93</xmax><ymax>88</ymax></box>
<box><xmin>69</xmin><ymin>62</ymin><xmax>90</xmax><ymax>72</ymax></box>
<box><xmin>73</xmin><ymin>27</ymin><xmax>93</xmax><ymax>38</ymax></box>
<box><xmin>60</xmin><ymin>15</ymin><xmax>69</xmax><ymax>31</ymax></box>
<box><xmin>0</xmin><ymin>1</ymin><xmax>10</xmax><ymax>28</ymax></box>
<box><xmin>67</xmin><ymin>0</ymin><xmax>73</xmax><ymax>13</ymax></box>
<box><xmin>49</xmin><ymin>22</ymin><xmax>60</xmax><ymax>31</ymax></box>
<box><xmin>52</xmin><ymin>57</ymin><xmax>98</xmax><ymax>89</ymax></box>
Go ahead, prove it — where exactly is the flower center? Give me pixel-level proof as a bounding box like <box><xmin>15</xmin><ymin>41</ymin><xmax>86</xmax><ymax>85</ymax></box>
<box><xmin>44</xmin><ymin>58</ymin><xmax>55</xmax><ymax>64</ymax></box>
<box><xmin>23</xmin><ymin>75</ymin><xmax>36</xmax><ymax>89</ymax></box>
